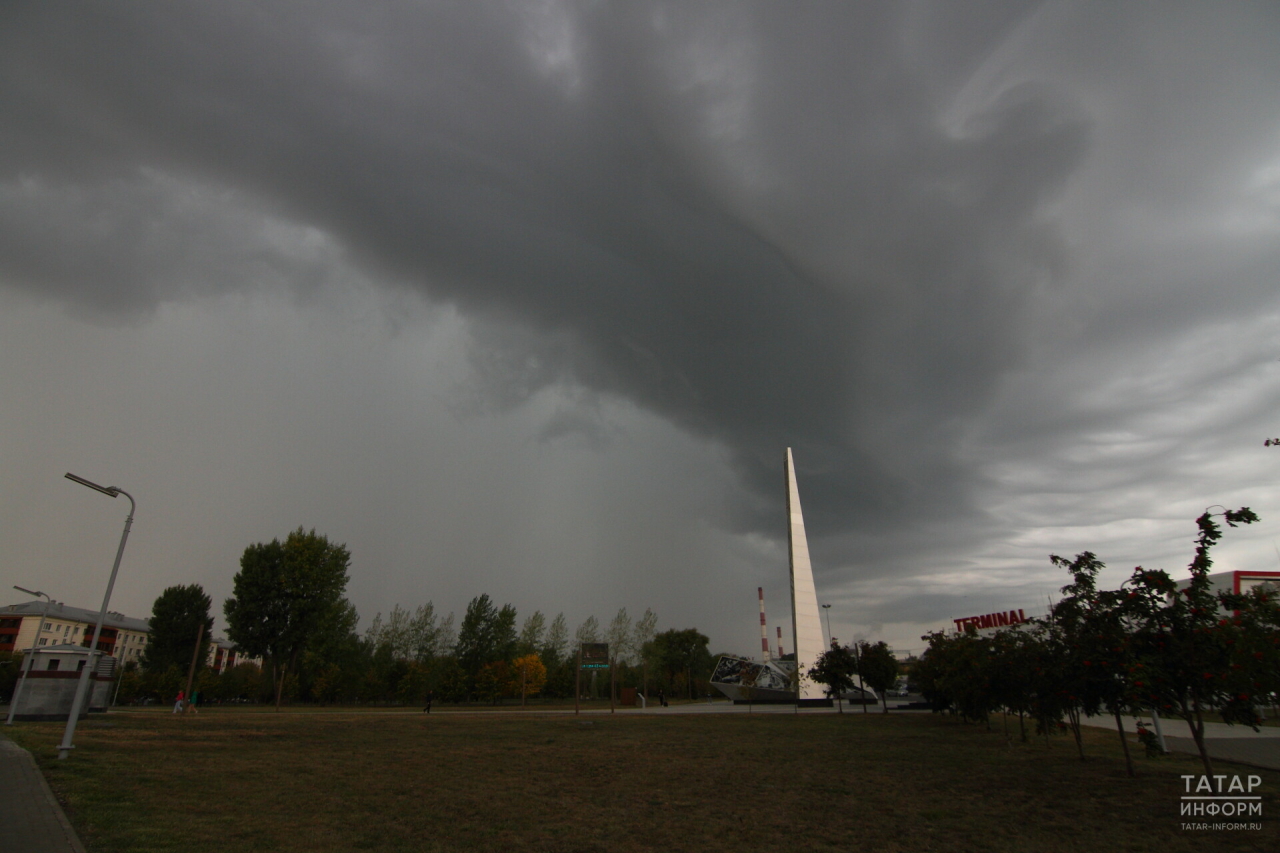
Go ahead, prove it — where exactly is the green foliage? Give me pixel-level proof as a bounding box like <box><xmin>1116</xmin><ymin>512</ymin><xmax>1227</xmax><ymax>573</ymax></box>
<box><xmin>644</xmin><ymin>628</ymin><xmax>712</xmax><ymax>699</ymax></box>
<box><xmin>452</xmin><ymin>594</ymin><xmax>518</xmax><ymax>698</ymax></box>
<box><xmin>541</xmin><ymin>613</ymin><xmax>569</xmax><ymax>669</ymax></box>
<box><xmin>141</xmin><ymin>584</ymin><xmax>213</xmax><ymax>675</ymax></box>
<box><xmin>856</xmin><ymin>641</ymin><xmax>900</xmax><ymax>712</ymax></box>
<box><xmin>224</xmin><ymin>527</ymin><xmax>355</xmax><ymax>707</ymax></box>
<box><xmin>808</xmin><ymin>641</ymin><xmax>857</xmax><ymax>708</ymax></box>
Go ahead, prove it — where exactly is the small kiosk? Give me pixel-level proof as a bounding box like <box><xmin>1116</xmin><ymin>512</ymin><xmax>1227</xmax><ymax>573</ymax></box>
<box><xmin>10</xmin><ymin>644</ymin><xmax>116</xmax><ymax>721</ymax></box>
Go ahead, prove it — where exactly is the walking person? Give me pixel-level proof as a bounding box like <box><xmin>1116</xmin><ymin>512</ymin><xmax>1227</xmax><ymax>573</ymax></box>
<box><xmin>423</xmin><ymin>690</ymin><xmax>434</xmax><ymax>714</ymax></box>
<box><xmin>173</xmin><ymin>689</ymin><xmax>184</xmax><ymax>714</ymax></box>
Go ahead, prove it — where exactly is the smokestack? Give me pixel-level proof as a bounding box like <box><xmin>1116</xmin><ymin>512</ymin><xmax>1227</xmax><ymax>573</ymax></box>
<box><xmin>759</xmin><ymin>588</ymin><xmax>770</xmax><ymax>660</ymax></box>
<box><xmin>777</xmin><ymin>626</ymin><xmax>784</xmax><ymax>658</ymax></box>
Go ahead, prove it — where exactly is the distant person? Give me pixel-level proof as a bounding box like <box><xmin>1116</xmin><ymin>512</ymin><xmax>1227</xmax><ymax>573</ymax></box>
<box><xmin>423</xmin><ymin>690</ymin><xmax>434</xmax><ymax>714</ymax></box>
<box><xmin>657</xmin><ymin>689</ymin><xmax>667</xmax><ymax>708</ymax></box>
<box><xmin>187</xmin><ymin>690</ymin><xmax>199</xmax><ymax>714</ymax></box>
<box><xmin>173</xmin><ymin>689</ymin><xmax>184</xmax><ymax>714</ymax></box>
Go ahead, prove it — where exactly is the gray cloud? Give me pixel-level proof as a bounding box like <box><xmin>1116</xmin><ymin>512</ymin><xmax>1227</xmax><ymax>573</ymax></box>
<box><xmin>3</xmin><ymin>2</ymin><xmax>1279</xmax><ymax>653</ymax></box>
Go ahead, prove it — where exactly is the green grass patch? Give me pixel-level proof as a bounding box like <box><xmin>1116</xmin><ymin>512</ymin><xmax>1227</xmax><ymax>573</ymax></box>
<box><xmin>4</xmin><ymin>708</ymin><xmax>1277</xmax><ymax>852</ymax></box>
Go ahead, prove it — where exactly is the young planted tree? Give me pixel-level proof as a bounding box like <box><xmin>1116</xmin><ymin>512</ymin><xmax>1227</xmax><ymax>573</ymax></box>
<box><xmin>605</xmin><ymin>608</ymin><xmax>632</xmax><ymax>705</ymax></box>
<box><xmin>1049</xmin><ymin>551</ymin><xmax>1139</xmax><ymax>774</ymax></box>
<box><xmin>224</xmin><ymin>528</ymin><xmax>356</xmax><ymax>709</ymax></box>
<box><xmin>856</xmin><ymin>641</ymin><xmax>900</xmax><ymax>714</ymax></box>
<box><xmin>808</xmin><ymin>641</ymin><xmax>856</xmax><ymax>712</ymax></box>
<box><xmin>1121</xmin><ymin>508</ymin><xmax>1260</xmax><ymax>776</ymax></box>
<box><xmin>633</xmin><ymin>608</ymin><xmax>658</xmax><ymax>699</ymax></box>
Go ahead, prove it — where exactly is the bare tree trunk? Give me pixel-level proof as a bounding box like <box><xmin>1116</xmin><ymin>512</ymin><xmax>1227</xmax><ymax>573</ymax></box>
<box><xmin>1068</xmin><ymin>708</ymin><xmax>1085</xmax><ymax>760</ymax></box>
<box><xmin>1186</xmin><ymin>699</ymin><xmax>1214</xmax><ymax>777</ymax></box>
<box><xmin>1113</xmin><ymin>707</ymin><xmax>1135</xmax><ymax>778</ymax></box>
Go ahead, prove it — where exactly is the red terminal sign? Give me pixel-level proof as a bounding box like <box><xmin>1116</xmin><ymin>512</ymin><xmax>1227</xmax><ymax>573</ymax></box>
<box><xmin>953</xmin><ymin>609</ymin><xmax>1028</xmax><ymax>633</ymax></box>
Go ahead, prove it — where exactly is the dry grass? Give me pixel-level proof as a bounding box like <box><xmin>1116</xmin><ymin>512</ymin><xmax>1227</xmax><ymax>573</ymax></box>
<box><xmin>5</xmin><ymin>707</ymin><xmax>1278</xmax><ymax>853</ymax></box>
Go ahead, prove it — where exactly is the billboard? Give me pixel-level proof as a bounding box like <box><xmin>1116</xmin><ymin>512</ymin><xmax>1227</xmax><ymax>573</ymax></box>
<box><xmin>580</xmin><ymin>642</ymin><xmax>609</xmax><ymax>669</ymax></box>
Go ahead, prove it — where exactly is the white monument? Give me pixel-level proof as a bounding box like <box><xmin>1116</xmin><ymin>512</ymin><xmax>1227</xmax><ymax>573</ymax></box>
<box><xmin>785</xmin><ymin>448</ymin><xmax>828</xmax><ymax>701</ymax></box>
<box><xmin>709</xmin><ymin>448</ymin><xmax>833</xmax><ymax>704</ymax></box>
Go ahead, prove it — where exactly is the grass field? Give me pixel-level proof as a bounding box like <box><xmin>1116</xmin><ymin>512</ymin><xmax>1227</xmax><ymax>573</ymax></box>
<box><xmin>4</xmin><ymin>706</ymin><xmax>1277</xmax><ymax>853</ymax></box>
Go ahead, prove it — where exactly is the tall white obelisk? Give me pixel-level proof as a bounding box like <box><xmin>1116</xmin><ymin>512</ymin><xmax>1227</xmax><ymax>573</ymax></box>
<box><xmin>785</xmin><ymin>448</ymin><xmax>828</xmax><ymax>701</ymax></box>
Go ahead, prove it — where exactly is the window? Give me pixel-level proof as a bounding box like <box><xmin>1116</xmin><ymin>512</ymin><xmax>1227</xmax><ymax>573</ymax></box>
<box><xmin>47</xmin><ymin>659</ymin><xmax>60</xmax><ymax>671</ymax></box>
<box><xmin>39</xmin><ymin>638</ymin><xmax>48</xmax><ymax>646</ymax></box>
<box><xmin>77</xmin><ymin>661</ymin><xmax>86</xmax><ymax>672</ymax></box>
<box><xmin>44</xmin><ymin>622</ymin><xmax>52</xmax><ymax>630</ymax></box>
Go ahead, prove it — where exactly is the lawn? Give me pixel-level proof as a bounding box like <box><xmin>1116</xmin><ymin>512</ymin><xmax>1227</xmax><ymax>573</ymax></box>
<box><xmin>4</xmin><ymin>707</ymin><xmax>1276</xmax><ymax>853</ymax></box>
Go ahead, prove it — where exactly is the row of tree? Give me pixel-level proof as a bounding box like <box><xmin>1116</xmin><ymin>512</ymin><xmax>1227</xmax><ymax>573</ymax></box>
<box><xmin>808</xmin><ymin>639</ymin><xmax>901</xmax><ymax>713</ymax></box>
<box><xmin>116</xmin><ymin>527</ymin><xmax>719</xmax><ymax>708</ymax></box>
<box><xmin>910</xmin><ymin>508</ymin><xmax>1280</xmax><ymax>777</ymax></box>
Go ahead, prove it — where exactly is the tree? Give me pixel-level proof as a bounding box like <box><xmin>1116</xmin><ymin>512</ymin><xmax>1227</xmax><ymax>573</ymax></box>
<box><xmin>856</xmin><ymin>641</ymin><xmax>900</xmax><ymax>714</ymax></box>
<box><xmin>605</xmin><ymin>608</ymin><xmax>632</xmax><ymax>705</ymax></box>
<box><xmin>224</xmin><ymin>527</ymin><xmax>355</xmax><ymax>709</ymax></box>
<box><xmin>518</xmin><ymin>611</ymin><xmax>546</xmax><ymax>656</ymax></box>
<box><xmin>633</xmin><ymin>608</ymin><xmax>658</xmax><ymax>698</ymax></box>
<box><xmin>510</xmin><ymin>654</ymin><xmax>548</xmax><ymax>704</ymax></box>
<box><xmin>454</xmin><ymin>595</ymin><xmax>518</xmax><ymax>697</ymax></box>
<box><xmin>646</xmin><ymin>628</ymin><xmax>712</xmax><ymax>701</ymax></box>
<box><xmin>142</xmin><ymin>584</ymin><xmax>213</xmax><ymax>676</ymax></box>
<box><xmin>542</xmin><ymin>613</ymin><xmax>569</xmax><ymax>668</ymax></box>
<box><xmin>808</xmin><ymin>641</ymin><xmax>856</xmax><ymax>712</ymax></box>
<box><xmin>575</xmin><ymin>615</ymin><xmax>600</xmax><ymax>644</ymax></box>
<box><xmin>1121</xmin><ymin>508</ymin><xmax>1260</xmax><ymax>775</ymax></box>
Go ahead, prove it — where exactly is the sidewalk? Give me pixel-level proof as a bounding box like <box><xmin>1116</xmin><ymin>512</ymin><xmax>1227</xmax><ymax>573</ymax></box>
<box><xmin>0</xmin><ymin>735</ymin><xmax>87</xmax><ymax>853</ymax></box>
<box><xmin>1081</xmin><ymin>712</ymin><xmax>1280</xmax><ymax>771</ymax></box>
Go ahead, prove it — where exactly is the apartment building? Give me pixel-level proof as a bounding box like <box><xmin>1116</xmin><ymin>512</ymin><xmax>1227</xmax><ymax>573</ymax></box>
<box><xmin>0</xmin><ymin>600</ymin><xmax>150</xmax><ymax>665</ymax></box>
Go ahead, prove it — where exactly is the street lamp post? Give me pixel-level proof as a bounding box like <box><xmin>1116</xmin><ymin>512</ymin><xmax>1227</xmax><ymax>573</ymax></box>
<box><xmin>6</xmin><ymin>586</ymin><xmax>54</xmax><ymax>725</ymax></box>
<box><xmin>821</xmin><ymin>603</ymin><xmax>834</xmax><ymax>647</ymax></box>
<box><xmin>57</xmin><ymin>473</ymin><xmax>135</xmax><ymax>760</ymax></box>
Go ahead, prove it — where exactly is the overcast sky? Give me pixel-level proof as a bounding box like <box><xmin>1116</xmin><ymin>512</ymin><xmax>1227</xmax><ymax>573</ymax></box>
<box><xmin>3</xmin><ymin>2</ymin><xmax>1279</xmax><ymax>657</ymax></box>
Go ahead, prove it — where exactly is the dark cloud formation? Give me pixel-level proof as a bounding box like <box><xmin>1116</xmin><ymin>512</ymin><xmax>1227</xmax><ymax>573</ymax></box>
<box><xmin>3</xmin><ymin>2</ymin><xmax>1279</xmax><ymax>650</ymax></box>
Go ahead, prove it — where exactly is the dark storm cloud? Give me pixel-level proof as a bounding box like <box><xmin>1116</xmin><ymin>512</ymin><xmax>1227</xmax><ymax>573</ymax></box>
<box><xmin>2</xmin><ymin>1</ymin><xmax>1277</xmax><ymax>581</ymax></box>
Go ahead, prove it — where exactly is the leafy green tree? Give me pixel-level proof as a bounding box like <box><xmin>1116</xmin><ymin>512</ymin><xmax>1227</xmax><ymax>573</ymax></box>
<box><xmin>1121</xmin><ymin>508</ymin><xmax>1260</xmax><ymax>775</ymax></box>
<box><xmin>574</xmin><ymin>615</ymin><xmax>600</xmax><ymax>645</ymax></box>
<box><xmin>142</xmin><ymin>584</ymin><xmax>214</xmax><ymax>676</ymax></box>
<box><xmin>454</xmin><ymin>594</ymin><xmax>518</xmax><ymax>697</ymax></box>
<box><xmin>224</xmin><ymin>527</ymin><xmax>356</xmax><ymax>709</ymax></box>
<box><xmin>808</xmin><ymin>641</ymin><xmax>856</xmax><ymax>712</ymax></box>
<box><xmin>518</xmin><ymin>611</ymin><xmax>546</xmax><ymax>656</ymax></box>
<box><xmin>633</xmin><ymin>608</ymin><xmax>658</xmax><ymax>697</ymax></box>
<box><xmin>1047</xmin><ymin>551</ymin><xmax>1140</xmax><ymax>771</ymax></box>
<box><xmin>645</xmin><ymin>628</ymin><xmax>712</xmax><ymax>700</ymax></box>
<box><xmin>856</xmin><ymin>641</ymin><xmax>900</xmax><ymax>714</ymax></box>
<box><xmin>542</xmin><ymin>613</ymin><xmax>569</xmax><ymax>669</ymax></box>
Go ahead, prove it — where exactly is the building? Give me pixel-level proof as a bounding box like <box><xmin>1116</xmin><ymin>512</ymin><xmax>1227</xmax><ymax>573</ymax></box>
<box><xmin>1180</xmin><ymin>570</ymin><xmax>1280</xmax><ymax>600</ymax></box>
<box><xmin>9</xmin><ymin>644</ymin><xmax>117</xmax><ymax>721</ymax></box>
<box><xmin>206</xmin><ymin>637</ymin><xmax>260</xmax><ymax>673</ymax></box>
<box><xmin>0</xmin><ymin>600</ymin><xmax>150</xmax><ymax>665</ymax></box>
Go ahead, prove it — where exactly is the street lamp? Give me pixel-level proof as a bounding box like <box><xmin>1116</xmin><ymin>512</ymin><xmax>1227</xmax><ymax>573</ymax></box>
<box><xmin>5</xmin><ymin>586</ymin><xmax>53</xmax><ymax>725</ymax></box>
<box><xmin>57</xmin><ymin>472</ymin><xmax>135</xmax><ymax>760</ymax></box>
<box><xmin>821</xmin><ymin>603</ymin><xmax>834</xmax><ymax>647</ymax></box>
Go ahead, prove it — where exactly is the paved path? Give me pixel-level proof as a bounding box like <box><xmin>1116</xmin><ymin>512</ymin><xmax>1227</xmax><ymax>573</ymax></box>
<box><xmin>0</xmin><ymin>736</ymin><xmax>86</xmax><ymax>853</ymax></box>
<box><xmin>1080</xmin><ymin>713</ymin><xmax>1280</xmax><ymax>771</ymax></box>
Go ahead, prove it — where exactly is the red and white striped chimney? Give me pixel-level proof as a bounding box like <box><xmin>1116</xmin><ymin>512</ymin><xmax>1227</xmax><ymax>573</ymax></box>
<box><xmin>776</xmin><ymin>626</ymin><xmax>784</xmax><ymax>658</ymax></box>
<box><xmin>759</xmin><ymin>587</ymin><xmax>770</xmax><ymax>660</ymax></box>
